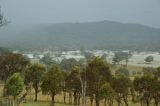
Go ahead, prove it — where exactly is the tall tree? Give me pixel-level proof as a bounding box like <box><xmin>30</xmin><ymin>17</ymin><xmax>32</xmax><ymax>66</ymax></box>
<box><xmin>41</xmin><ymin>64</ymin><xmax>63</xmax><ymax>106</ymax></box>
<box><xmin>87</xmin><ymin>57</ymin><xmax>112</xmax><ymax>106</ymax></box>
<box><xmin>99</xmin><ymin>82</ymin><xmax>115</xmax><ymax>106</ymax></box>
<box><xmin>112</xmin><ymin>75</ymin><xmax>131</xmax><ymax>106</ymax></box>
<box><xmin>133</xmin><ymin>74</ymin><xmax>156</xmax><ymax>106</ymax></box>
<box><xmin>65</xmin><ymin>66</ymin><xmax>81</xmax><ymax>105</ymax></box>
<box><xmin>25</xmin><ymin>63</ymin><xmax>45</xmax><ymax>101</ymax></box>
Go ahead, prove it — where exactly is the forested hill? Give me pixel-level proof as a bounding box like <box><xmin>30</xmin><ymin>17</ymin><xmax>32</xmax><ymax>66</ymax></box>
<box><xmin>0</xmin><ymin>21</ymin><xmax>160</xmax><ymax>51</ymax></box>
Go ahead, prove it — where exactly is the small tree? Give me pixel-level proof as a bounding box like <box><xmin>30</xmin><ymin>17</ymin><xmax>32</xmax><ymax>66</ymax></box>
<box><xmin>5</xmin><ymin>73</ymin><xmax>24</xmax><ymax>106</ymax></box>
<box><xmin>41</xmin><ymin>64</ymin><xmax>63</xmax><ymax>106</ymax></box>
<box><xmin>145</xmin><ymin>56</ymin><xmax>154</xmax><ymax>64</ymax></box>
<box><xmin>99</xmin><ymin>83</ymin><xmax>115</xmax><ymax>106</ymax></box>
<box><xmin>25</xmin><ymin>63</ymin><xmax>45</xmax><ymax>101</ymax></box>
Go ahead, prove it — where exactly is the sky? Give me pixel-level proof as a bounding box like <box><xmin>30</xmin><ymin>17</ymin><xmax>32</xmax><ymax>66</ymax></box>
<box><xmin>0</xmin><ymin>0</ymin><xmax>160</xmax><ymax>28</ymax></box>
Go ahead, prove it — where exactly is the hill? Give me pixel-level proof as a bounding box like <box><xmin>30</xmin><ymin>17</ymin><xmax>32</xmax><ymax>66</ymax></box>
<box><xmin>0</xmin><ymin>21</ymin><xmax>160</xmax><ymax>51</ymax></box>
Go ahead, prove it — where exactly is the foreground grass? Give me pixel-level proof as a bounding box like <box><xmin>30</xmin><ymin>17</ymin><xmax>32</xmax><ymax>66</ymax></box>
<box><xmin>20</xmin><ymin>101</ymin><xmax>72</xmax><ymax>106</ymax></box>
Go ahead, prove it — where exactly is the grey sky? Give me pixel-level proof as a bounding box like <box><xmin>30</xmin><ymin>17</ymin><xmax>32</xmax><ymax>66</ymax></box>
<box><xmin>1</xmin><ymin>0</ymin><xmax>160</xmax><ymax>28</ymax></box>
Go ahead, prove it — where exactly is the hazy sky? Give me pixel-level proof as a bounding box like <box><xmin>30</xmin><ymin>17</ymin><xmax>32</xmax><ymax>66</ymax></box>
<box><xmin>1</xmin><ymin>0</ymin><xmax>160</xmax><ymax>28</ymax></box>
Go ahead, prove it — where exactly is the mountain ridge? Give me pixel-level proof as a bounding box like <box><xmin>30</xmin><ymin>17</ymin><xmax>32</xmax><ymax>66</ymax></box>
<box><xmin>0</xmin><ymin>20</ymin><xmax>160</xmax><ymax>51</ymax></box>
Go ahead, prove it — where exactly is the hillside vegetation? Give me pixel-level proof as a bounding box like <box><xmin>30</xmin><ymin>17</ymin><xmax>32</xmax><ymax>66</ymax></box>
<box><xmin>0</xmin><ymin>21</ymin><xmax>160</xmax><ymax>51</ymax></box>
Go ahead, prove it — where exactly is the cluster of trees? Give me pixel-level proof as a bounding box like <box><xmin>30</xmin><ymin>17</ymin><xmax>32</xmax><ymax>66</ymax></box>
<box><xmin>112</xmin><ymin>52</ymin><xmax>132</xmax><ymax>67</ymax></box>
<box><xmin>1</xmin><ymin>52</ymin><xmax>160</xmax><ymax>106</ymax></box>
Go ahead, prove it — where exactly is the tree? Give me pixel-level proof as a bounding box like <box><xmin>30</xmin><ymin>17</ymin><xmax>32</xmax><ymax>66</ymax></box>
<box><xmin>152</xmin><ymin>80</ymin><xmax>160</xmax><ymax>106</ymax></box>
<box><xmin>112</xmin><ymin>52</ymin><xmax>131</xmax><ymax>67</ymax></box>
<box><xmin>65</xmin><ymin>66</ymin><xmax>81</xmax><ymax>105</ymax></box>
<box><xmin>145</xmin><ymin>56</ymin><xmax>154</xmax><ymax>64</ymax></box>
<box><xmin>112</xmin><ymin>75</ymin><xmax>132</xmax><ymax>106</ymax></box>
<box><xmin>99</xmin><ymin>83</ymin><xmax>115</xmax><ymax>106</ymax></box>
<box><xmin>87</xmin><ymin>57</ymin><xmax>112</xmax><ymax>106</ymax></box>
<box><xmin>25</xmin><ymin>63</ymin><xmax>45</xmax><ymax>101</ymax></box>
<box><xmin>133</xmin><ymin>74</ymin><xmax>156</xmax><ymax>106</ymax></box>
<box><xmin>5</xmin><ymin>73</ymin><xmax>24</xmax><ymax>106</ymax></box>
<box><xmin>60</xmin><ymin>58</ymin><xmax>80</xmax><ymax>71</ymax></box>
<box><xmin>41</xmin><ymin>64</ymin><xmax>63</xmax><ymax>106</ymax></box>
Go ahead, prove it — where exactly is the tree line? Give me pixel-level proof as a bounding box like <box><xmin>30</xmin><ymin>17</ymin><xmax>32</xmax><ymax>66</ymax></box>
<box><xmin>1</xmin><ymin>52</ymin><xmax>160</xmax><ymax>106</ymax></box>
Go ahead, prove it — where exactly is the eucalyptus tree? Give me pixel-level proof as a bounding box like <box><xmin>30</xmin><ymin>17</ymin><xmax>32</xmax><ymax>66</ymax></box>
<box><xmin>133</xmin><ymin>74</ymin><xmax>156</xmax><ymax>106</ymax></box>
<box><xmin>41</xmin><ymin>64</ymin><xmax>63</xmax><ymax>106</ymax></box>
<box><xmin>112</xmin><ymin>75</ymin><xmax>132</xmax><ymax>106</ymax></box>
<box><xmin>25</xmin><ymin>63</ymin><xmax>45</xmax><ymax>101</ymax></box>
<box><xmin>65</xmin><ymin>66</ymin><xmax>81</xmax><ymax>105</ymax></box>
<box><xmin>87</xmin><ymin>57</ymin><xmax>112</xmax><ymax>106</ymax></box>
<box><xmin>99</xmin><ymin>82</ymin><xmax>115</xmax><ymax>106</ymax></box>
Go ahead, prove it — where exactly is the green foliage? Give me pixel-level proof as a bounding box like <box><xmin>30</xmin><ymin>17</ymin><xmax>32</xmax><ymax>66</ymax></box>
<box><xmin>99</xmin><ymin>83</ymin><xmax>115</xmax><ymax>100</ymax></box>
<box><xmin>112</xmin><ymin>75</ymin><xmax>131</xmax><ymax>94</ymax></box>
<box><xmin>65</xmin><ymin>66</ymin><xmax>81</xmax><ymax>92</ymax></box>
<box><xmin>5</xmin><ymin>73</ymin><xmax>24</xmax><ymax>98</ymax></box>
<box><xmin>25</xmin><ymin>63</ymin><xmax>45</xmax><ymax>85</ymax></box>
<box><xmin>145</xmin><ymin>56</ymin><xmax>154</xmax><ymax>63</ymax></box>
<box><xmin>60</xmin><ymin>58</ymin><xmax>80</xmax><ymax>71</ymax></box>
<box><xmin>25</xmin><ymin>62</ymin><xmax>45</xmax><ymax>101</ymax></box>
<box><xmin>133</xmin><ymin>74</ymin><xmax>158</xmax><ymax>105</ymax></box>
<box><xmin>0</xmin><ymin>53</ymin><xmax>29</xmax><ymax>81</ymax></box>
<box><xmin>41</xmin><ymin>64</ymin><xmax>63</xmax><ymax>95</ymax></box>
<box><xmin>87</xmin><ymin>56</ymin><xmax>112</xmax><ymax>106</ymax></box>
<box><xmin>112</xmin><ymin>52</ymin><xmax>131</xmax><ymax>64</ymax></box>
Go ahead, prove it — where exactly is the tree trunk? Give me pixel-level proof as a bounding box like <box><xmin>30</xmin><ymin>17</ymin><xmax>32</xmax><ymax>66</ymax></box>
<box><xmin>123</xmin><ymin>94</ymin><xmax>128</xmax><ymax>106</ymax></box>
<box><xmin>153</xmin><ymin>97</ymin><xmax>159</xmax><ymax>106</ymax></box>
<box><xmin>51</xmin><ymin>93</ymin><xmax>55</xmax><ymax>106</ymax></box>
<box><xmin>90</xmin><ymin>96</ymin><xmax>93</xmax><ymax>106</ymax></box>
<box><xmin>95</xmin><ymin>93</ymin><xmax>99</xmax><ymax>106</ymax></box>
<box><xmin>77</xmin><ymin>93</ymin><xmax>81</xmax><ymax>106</ymax></box>
<box><xmin>3</xmin><ymin>86</ymin><xmax>6</xmax><ymax>97</ymax></box>
<box><xmin>140</xmin><ymin>99</ymin><xmax>143</xmax><ymax>106</ymax></box>
<box><xmin>34</xmin><ymin>86</ymin><xmax>38</xmax><ymax>102</ymax></box>
<box><xmin>104</xmin><ymin>98</ymin><xmax>107</xmax><ymax>106</ymax></box>
<box><xmin>146</xmin><ymin>98</ymin><xmax>150</xmax><ymax>106</ymax></box>
<box><xmin>117</xmin><ymin>95</ymin><xmax>121</xmax><ymax>106</ymax></box>
<box><xmin>74</xmin><ymin>91</ymin><xmax>77</xmax><ymax>105</ymax></box>
<box><xmin>63</xmin><ymin>91</ymin><xmax>66</xmax><ymax>103</ymax></box>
